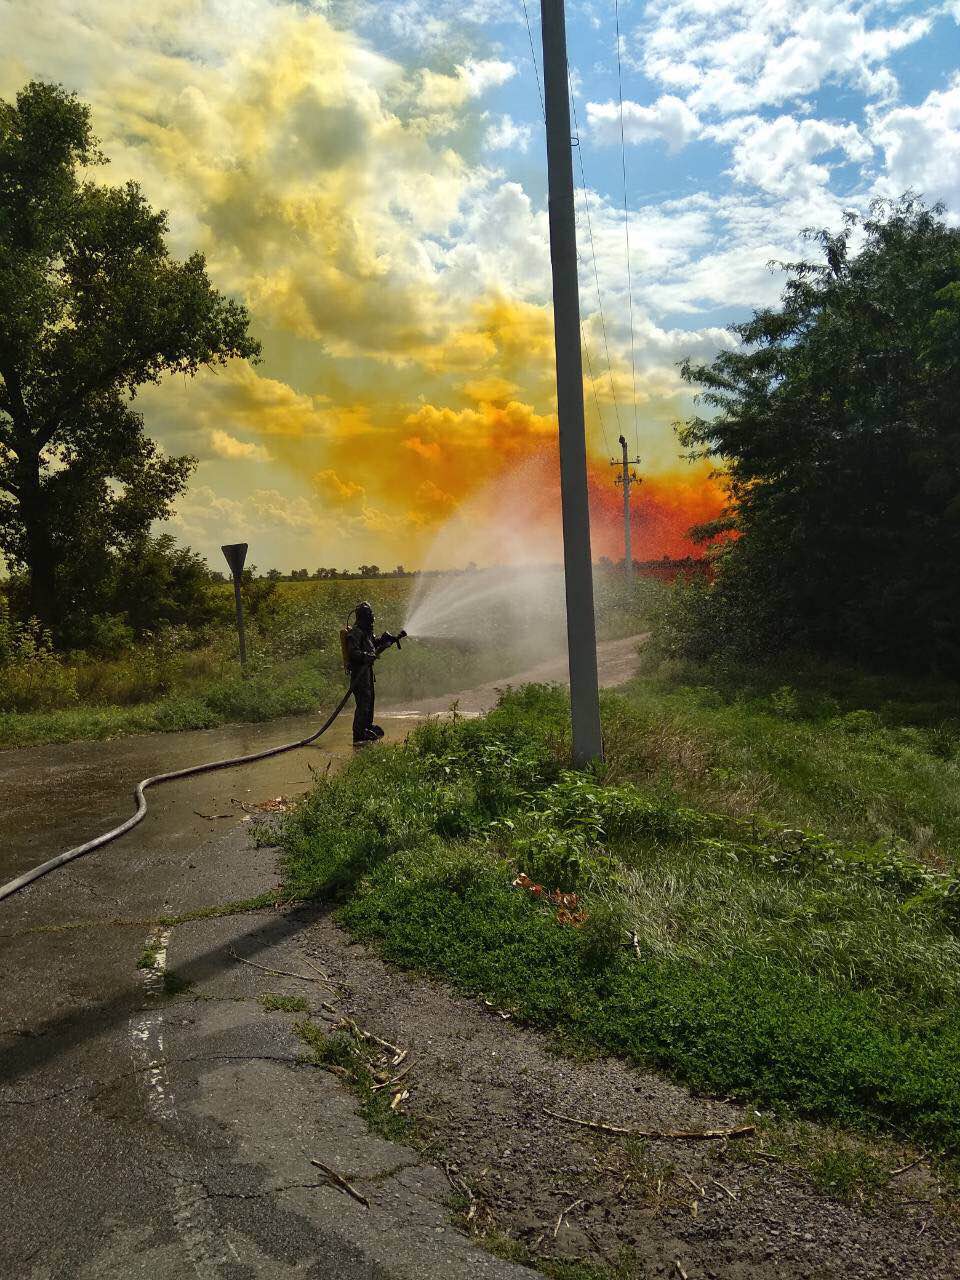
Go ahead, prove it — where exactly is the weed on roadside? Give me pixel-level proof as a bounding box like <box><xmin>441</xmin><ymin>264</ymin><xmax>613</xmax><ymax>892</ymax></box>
<box><xmin>752</xmin><ymin>1117</ymin><xmax>937</xmax><ymax>1206</ymax></box>
<box><xmin>259</xmin><ymin>992</ymin><xmax>310</xmax><ymax>1013</ymax></box>
<box><xmin>295</xmin><ymin>1020</ymin><xmax>411</xmax><ymax>1143</ymax></box>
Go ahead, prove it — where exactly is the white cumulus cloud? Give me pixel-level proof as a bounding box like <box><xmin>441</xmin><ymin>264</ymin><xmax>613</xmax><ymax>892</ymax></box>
<box><xmin>637</xmin><ymin>0</ymin><xmax>932</xmax><ymax>115</ymax></box>
<box><xmin>710</xmin><ymin>114</ymin><xmax>874</xmax><ymax>196</ymax></box>
<box><xmin>869</xmin><ymin>75</ymin><xmax>960</xmax><ymax>214</ymax></box>
<box><xmin>483</xmin><ymin>113</ymin><xmax>533</xmax><ymax>152</ymax></box>
<box><xmin>586</xmin><ymin>94</ymin><xmax>700</xmax><ymax>150</ymax></box>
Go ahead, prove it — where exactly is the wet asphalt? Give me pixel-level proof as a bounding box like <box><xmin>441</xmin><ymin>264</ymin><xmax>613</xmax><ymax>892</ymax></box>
<box><xmin>0</xmin><ymin>711</ymin><xmax>534</xmax><ymax>1279</ymax></box>
<box><xmin>0</xmin><ymin>640</ymin><xmax>644</xmax><ymax>1278</ymax></box>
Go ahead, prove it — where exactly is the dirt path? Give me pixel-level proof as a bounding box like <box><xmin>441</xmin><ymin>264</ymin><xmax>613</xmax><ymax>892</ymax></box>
<box><xmin>383</xmin><ymin>632</ymin><xmax>647</xmax><ymax>718</ymax></box>
<box><xmin>289</xmin><ymin>912</ymin><xmax>959</xmax><ymax>1280</ymax></box>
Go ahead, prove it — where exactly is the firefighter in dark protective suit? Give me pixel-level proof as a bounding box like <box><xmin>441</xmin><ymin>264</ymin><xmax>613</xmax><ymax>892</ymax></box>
<box><xmin>345</xmin><ymin>601</ymin><xmax>398</xmax><ymax>746</ymax></box>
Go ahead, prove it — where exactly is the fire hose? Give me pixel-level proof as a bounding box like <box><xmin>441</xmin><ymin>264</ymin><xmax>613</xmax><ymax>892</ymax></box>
<box><xmin>0</xmin><ymin>634</ymin><xmax>405</xmax><ymax>904</ymax></box>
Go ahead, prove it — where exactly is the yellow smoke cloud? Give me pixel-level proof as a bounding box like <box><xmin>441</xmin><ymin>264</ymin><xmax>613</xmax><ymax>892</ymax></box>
<box><xmin>1</xmin><ymin>1</ymin><xmax>723</xmax><ymax>566</ymax></box>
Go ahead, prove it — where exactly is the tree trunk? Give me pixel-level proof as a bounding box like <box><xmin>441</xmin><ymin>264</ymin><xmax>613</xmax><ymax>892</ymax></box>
<box><xmin>16</xmin><ymin>448</ymin><xmax>56</xmax><ymax>632</ymax></box>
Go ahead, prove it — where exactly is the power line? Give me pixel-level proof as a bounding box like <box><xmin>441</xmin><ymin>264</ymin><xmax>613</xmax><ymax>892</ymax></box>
<box><xmin>519</xmin><ymin>2</ymin><xmax>616</xmax><ymax>463</ymax></box>
<box><xmin>520</xmin><ymin>0</ymin><xmax>546</xmax><ymax>122</ymax></box>
<box><xmin>569</xmin><ymin>85</ymin><xmax>623</xmax><ymax>457</ymax></box>
<box><xmin>579</xmin><ymin>318</ymin><xmax>612</xmax><ymax>460</ymax></box>
<box><xmin>517</xmin><ymin>3</ymin><xmax>612</xmax><ymax>460</ymax></box>
<box><xmin>614</xmin><ymin>0</ymin><xmax>641</xmax><ymax>461</ymax></box>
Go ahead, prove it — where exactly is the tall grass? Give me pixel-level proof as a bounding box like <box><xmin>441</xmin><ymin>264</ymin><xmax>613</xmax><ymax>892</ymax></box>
<box><xmin>0</xmin><ymin>572</ymin><xmax>658</xmax><ymax>748</ymax></box>
<box><xmin>604</xmin><ymin>654</ymin><xmax>960</xmax><ymax>864</ymax></box>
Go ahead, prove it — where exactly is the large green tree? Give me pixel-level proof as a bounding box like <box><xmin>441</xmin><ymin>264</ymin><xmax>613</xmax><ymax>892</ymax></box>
<box><xmin>677</xmin><ymin>195</ymin><xmax>960</xmax><ymax>673</ymax></box>
<box><xmin>0</xmin><ymin>82</ymin><xmax>259</xmax><ymax>637</ymax></box>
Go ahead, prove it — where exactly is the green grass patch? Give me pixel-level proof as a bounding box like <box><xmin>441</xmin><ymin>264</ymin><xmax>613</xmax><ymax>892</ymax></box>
<box><xmin>259</xmin><ymin>992</ymin><xmax>310</xmax><ymax>1013</ymax></box>
<box><xmin>613</xmin><ymin>651</ymin><xmax>960</xmax><ymax>862</ymax></box>
<box><xmin>279</xmin><ymin>684</ymin><xmax>960</xmax><ymax>1158</ymax></box>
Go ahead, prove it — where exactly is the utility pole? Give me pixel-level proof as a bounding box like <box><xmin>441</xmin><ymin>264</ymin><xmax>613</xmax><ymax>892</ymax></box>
<box><xmin>610</xmin><ymin>435</ymin><xmax>641</xmax><ymax>583</ymax></box>
<box><xmin>541</xmin><ymin>0</ymin><xmax>603</xmax><ymax>766</ymax></box>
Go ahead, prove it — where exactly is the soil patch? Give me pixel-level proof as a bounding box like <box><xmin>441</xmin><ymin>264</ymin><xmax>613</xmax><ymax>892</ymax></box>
<box><xmin>294</xmin><ymin>910</ymin><xmax>959</xmax><ymax>1280</ymax></box>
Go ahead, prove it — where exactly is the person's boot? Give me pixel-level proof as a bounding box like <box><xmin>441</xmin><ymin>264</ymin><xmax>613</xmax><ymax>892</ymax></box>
<box><xmin>370</xmin><ymin>724</ymin><xmax>385</xmax><ymax>738</ymax></box>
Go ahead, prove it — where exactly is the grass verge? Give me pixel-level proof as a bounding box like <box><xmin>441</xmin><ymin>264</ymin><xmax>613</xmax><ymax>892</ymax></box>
<box><xmin>278</xmin><ymin>683</ymin><xmax>960</xmax><ymax>1158</ymax></box>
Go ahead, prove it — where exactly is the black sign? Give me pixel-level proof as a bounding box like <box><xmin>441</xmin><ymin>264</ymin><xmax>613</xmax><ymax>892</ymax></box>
<box><xmin>221</xmin><ymin>543</ymin><xmax>248</xmax><ymax>578</ymax></box>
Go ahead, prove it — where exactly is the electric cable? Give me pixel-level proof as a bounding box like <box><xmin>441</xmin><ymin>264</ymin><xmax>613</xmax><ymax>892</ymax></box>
<box><xmin>569</xmin><ymin>86</ymin><xmax>624</xmax><ymax>453</ymax></box>
<box><xmin>579</xmin><ymin>318</ymin><xmax>613</xmax><ymax>459</ymax></box>
<box><xmin>520</xmin><ymin>0</ymin><xmax>546</xmax><ymax>122</ymax></box>
<box><xmin>0</xmin><ymin>659</ymin><xmax>386</xmax><ymax>904</ymax></box>
<box><xmin>614</xmin><ymin>0</ymin><xmax>641</xmax><ymax>460</ymax></box>
<box><xmin>517</xmin><ymin>2</ymin><xmax>613</xmax><ymax>459</ymax></box>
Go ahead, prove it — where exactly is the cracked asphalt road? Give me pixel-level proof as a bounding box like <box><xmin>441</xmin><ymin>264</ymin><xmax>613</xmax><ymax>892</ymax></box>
<box><xmin>0</xmin><ymin>713</ymin><xmax>535</xmax><ymax>1279</ymax></box>
<box><xmin>0</xmin><ymin>638</ymin><xmax>644</xmax><ymax>1278</ymax></box>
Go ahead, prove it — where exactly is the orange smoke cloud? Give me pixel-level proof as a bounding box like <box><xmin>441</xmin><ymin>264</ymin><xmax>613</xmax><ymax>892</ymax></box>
<box><xmin>589</xmin><ymin>465</ymin><xmax>729</xmax><ymax>562</ymax></box>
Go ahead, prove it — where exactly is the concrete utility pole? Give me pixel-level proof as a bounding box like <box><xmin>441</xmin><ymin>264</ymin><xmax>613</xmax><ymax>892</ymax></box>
<box><xmin>541</xmin><ymin>0</ymin><xmax>603</xmax><ymax>766</ymax></box>
<box><xmin>610</xmin><ymin>435</ymin><xmax>642</xmax><ymax>583</ymax></box>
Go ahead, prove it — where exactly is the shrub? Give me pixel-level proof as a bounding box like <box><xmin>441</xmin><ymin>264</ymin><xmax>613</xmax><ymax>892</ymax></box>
<box><xmin>0</xmin><ymin>617</ymin><xmax>78</xmax><ymax>711</ymax></box>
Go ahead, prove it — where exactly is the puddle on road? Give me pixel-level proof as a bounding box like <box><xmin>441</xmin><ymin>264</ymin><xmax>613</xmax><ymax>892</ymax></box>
<box><xmin>0</xmin><ymin>711</ymin><xmax>417</xmax><ymax>884</ymax></box>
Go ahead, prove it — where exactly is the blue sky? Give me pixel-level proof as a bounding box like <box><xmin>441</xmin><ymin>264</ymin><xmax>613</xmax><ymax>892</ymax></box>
<box><xmin>347</xmin><ymin>0</ymin><xmax>959</xmax><ymax>335</ymax></box>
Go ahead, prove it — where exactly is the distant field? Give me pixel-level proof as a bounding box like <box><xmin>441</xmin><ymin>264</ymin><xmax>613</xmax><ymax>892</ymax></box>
<box><xmin>0</xmin><ymin>572</ymin><xmax>657</xmax><ymax>749</ymax></box>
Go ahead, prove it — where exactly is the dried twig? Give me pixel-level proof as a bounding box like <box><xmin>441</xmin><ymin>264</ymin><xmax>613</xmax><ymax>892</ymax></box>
<box><xmin>372</xmin><ymin>1063</ymin><xmax>412</xmax><ymax>1093</ymax></box>
<box><xmin>193</xmin><ymin>811</ymin><xmax>233</xmax><ymax>820</ymax></box>
<box><xmin>443</xmin><ymin>1163</ymin><xmax>473</xmax><ymax>1198</ymax></box>
<box><xmin>674</xmin><ymin>1261</ymin><xmax>689</xmax><ymax>1280</ymax></box>
<box><xmin>300</xmin><ymin>953</ymin><xmax>331</xmax><ymax>982</ymax></box>
<box><xmin>683</xmin><ymin>1171</ymin><xmax>705</xmax><ymax>1196</ymax></box>
<box><xmin>552</xmin><ymin>1197</ymin><xmax>583</xmax><ymax>1238</ymax></box>
<box><xmin>544</xmin><ymin>1106</ymin><xmax>755</xmax><ymax>1142</ymax></box>
<box><xmin>310</xmin><ymin>1159</ymin><xmax>369</xmax><ymax>1208</ymax></box>
<box><xmin>228</xmin><ymin>947</ymin><xmax>331</xmax><ymax>986</ymax></box>
<box><xmin>317</xmin><ymin>1063</ymin><xmax>352</xmax><ymax>1080</ymax></box>
<box><xmin>710</xmin><ymin>1176</ymin><xmax>738</xmax><ymax>1201</ymax></box>
<box><xmin>339</xmin><ymin>1015</ymin><xmax>405</xmax><ymax>1061</ymax></box>
<box><xmin>443</xmin><ymin>1163</ymin><xmax>477</xmax><ymax>1223</ymax></box>
<box><xmin>889</xmin><ymin>1155</ymin><xmax>926</xmax><ymax>1180</ymax></box>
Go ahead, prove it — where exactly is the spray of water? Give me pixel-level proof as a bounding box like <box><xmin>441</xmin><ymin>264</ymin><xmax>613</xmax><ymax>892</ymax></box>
<box><xmin>401</xmin><ymin>458</ymin><xmax>569</xmax><ymax>673</ymax></box>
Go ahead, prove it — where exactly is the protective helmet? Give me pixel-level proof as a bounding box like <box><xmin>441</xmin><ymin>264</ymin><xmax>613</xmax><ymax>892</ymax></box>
<box><xmin>354</xmin><ymin>601</ymin><xmax>374</xmax><ymax>629</ymax></box>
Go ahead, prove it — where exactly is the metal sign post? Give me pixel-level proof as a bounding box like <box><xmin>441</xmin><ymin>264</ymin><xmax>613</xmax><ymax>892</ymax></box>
<box><xmin>221</xmin><ymin>543</ymin><xmax>248</xmax><ymax>668</ymax></box>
